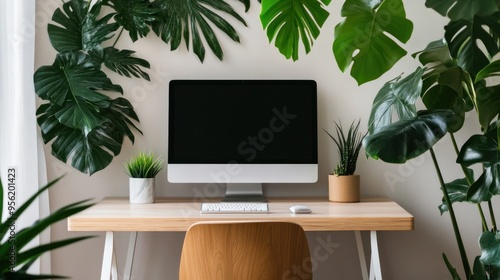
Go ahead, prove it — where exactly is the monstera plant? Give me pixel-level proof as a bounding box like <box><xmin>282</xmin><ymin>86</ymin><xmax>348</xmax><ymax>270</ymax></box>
<box><xmin>34</xmin><ymin>0</ymin><xmax>249</xmax><ymax>175</ymax></box>
<box><xmin>259</xmin><ymin>0</ymin><xmax>500</xmax><ymax>279</ymax></box>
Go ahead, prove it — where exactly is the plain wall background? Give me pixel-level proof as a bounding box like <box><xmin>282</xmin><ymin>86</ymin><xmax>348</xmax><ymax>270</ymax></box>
<box><xmin>33</xmin><ymin>1</ymin><xmax>494</xmax><ymax>279</ymax></box>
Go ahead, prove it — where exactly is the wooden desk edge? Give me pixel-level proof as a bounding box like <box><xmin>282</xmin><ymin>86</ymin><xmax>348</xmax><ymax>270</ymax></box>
<box><xmin>67</xmin><ymin>197</ymin><xmax>414</xmax><ymax>232</ymax></box>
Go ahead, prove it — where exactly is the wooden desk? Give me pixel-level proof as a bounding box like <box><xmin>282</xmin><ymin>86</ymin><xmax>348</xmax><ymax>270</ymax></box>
<box><xmin>68</xmin><ymin>197</ymin><xmax>413</xmax><ymax>280</ymax></box>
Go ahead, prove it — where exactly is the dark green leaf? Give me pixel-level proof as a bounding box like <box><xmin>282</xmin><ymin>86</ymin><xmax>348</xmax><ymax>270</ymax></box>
<box><xmin>466</xmin><ymin>166</ymin><xmax>500</xmax><ymax>203</ymax></box>
<box><xmin>363</xmin><ymin>110</ymin><xmax>456</xmax><ymax>163</ymax></box>
<box><xmin>367</xmin><ymin>67</ymin><xmax>424</xmax><ymax>135</ymax></box>
<box><xmin>457</xmin><ymin>126</ymin><xmax>499</xmax><ymax>167</ymax></box>
<box><xmin>260</xmin><ymin>0</ymin><xmax>331</xmax><ymax>61</ymax></box>
<box><xmin>108</xmin><ymin>0</ymin><xmax>158</xmax><ymax>42</ymax></box>
<box><xmin>421</xmin><ymin>67</ymin><xmax>473</xmax><ymax>133</ymax></box>
<box><xmin>439</xmin><ymin>177</ymin><xmax>470</xmax><ymax>214</ymax></box>
<box><xmin>473</xmin><ymin>256</ymin><xmax>487</xmax><ymax>280</ymax></box>
<box><xmin>456</xmin><ymin>125</ymin><xmax>500</xmax><ymax>203</ymax></box>
<box><xmin>474</xmin><ymin>62</ymin><xmax>500</xmax><ymax>130</ymax></box>
<box><xmin>476</xmin><ymin>59</ymin><xmax>500</xmax><ymax>82</ymax></box>
<box><xmin>0</xmin><ymin>177</ymin><xmax>93</xmax><ymax>277</ymax></box>
<box><xmin>425</xmin><ymin>0</ymin><xmax>498</xmax><ymax>21</ymax></box>
<box><xmin>98</xmin><ymin>47</ymin><xmax>151</xmax><ymax>80</ymax></box>
<box><xmin>48</xmin><ymin>0</ymin><xmax>118</xmax><ymax>52</ymax></box>
<box><xmin>480</xmin><ymin>231</ymin><xmax>500</xmax><ymax>267</ymax></box>
<box><xmin>445</xmin><ymin>12</ymin><xmax>500</xmax><ymax>78</ymax></box>
<box><xmin>0</xmin><ymin>178</ymin><xmax>62</xmax><ymax>246</ymax></box>
<box><xmin>34</xmin><ymin>52</ymin><xmax>122</xmax><ymax>133</ymax></box>
<box><xmin>37</xmin><ymin>97</ymin><xmax>141</xmax><ymax>175</ymax></box>
<box><xmin>13</xmin><ymin>200</ymin><xmax>93</xmax><ymax>253</ymax></box>
<box><xmin>151</xmin><ymin>0</ymin><xmax>246</xmax><ymax>62</ymax></box>
<box><xmin>333</xmin><ymin>0</ymin><xmax>413</xmax><ymax>85</ymax></box>
<box><xmin>413</xmin><ymin>39</ymin><xmax>475</xmax><ymax>131</ymax></box>
<box><xmin>412</xmin><ymin>38</ymin><xmax>455</xmax><ymax>68</ymax></box>
<box><xmin>237</xmin><ymin>0</ymin><xmax>251</xmax><ymax>12</ymax></box>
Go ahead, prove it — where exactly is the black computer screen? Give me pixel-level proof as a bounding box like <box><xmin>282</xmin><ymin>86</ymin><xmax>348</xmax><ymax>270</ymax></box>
<box><xmin>168</xmin><ymin>80</ymin><xmax>318</xmax><ymax>164</ymax></box>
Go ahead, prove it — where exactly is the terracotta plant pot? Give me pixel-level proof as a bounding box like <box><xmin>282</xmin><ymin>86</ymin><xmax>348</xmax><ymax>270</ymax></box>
<box><xmin>129</xmin><ymin>178</ymin><xmax>155</xmax><ymax>204</ymax></box>
<box><xmin>328</xmin><ymin>174</ymin><xmax>360</xmax><ymax>202</ymax></box>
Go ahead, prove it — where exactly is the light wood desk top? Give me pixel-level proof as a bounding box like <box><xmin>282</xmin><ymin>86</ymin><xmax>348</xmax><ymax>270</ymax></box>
<box><xmin>68</xmin><ymin>197</ymin><xmax>413</xmax><ymax>232</ymax></box>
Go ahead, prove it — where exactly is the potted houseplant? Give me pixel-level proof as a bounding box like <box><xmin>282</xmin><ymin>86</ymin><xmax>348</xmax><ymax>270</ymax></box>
<box><xmin>324</xmin><ymin>120</ymin><xmax>366</xmax><ymax>202</ymax></box>
<box><xmin>124</xmin><ymin>151</ymin><xmax>163</xmax><ymax>204</ymax></box>
<box><xmin>0</xmin><ymin>176</ymin><xmax>93</xmax><ymax>278</ymax></box>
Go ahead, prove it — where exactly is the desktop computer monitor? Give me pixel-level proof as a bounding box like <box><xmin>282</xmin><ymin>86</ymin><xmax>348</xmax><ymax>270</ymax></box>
<box><xmin>167</xmin><ymin>80</ymin><xmax>318</xmax><ymax>202</ymax></box>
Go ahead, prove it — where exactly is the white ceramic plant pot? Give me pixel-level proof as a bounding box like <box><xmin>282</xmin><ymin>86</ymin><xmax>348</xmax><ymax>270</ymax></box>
<box><xmin>129</xmin><ymin>178</ymin><xmax>155</xmax><ymax>204</ymax></box>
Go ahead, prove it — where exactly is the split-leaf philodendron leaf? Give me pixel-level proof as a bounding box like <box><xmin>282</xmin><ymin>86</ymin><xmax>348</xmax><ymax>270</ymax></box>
<box><xmin>333</xmin><ymin>0</ymin><xmax>413</xmax><ymax>85</ymax></box>
<box><xmin>363</xmin><ymin>110</ymin><xmax>456</xmax><ymax>163</ymax></box>
<box><xmin>260</xmin><ymin>0</ymin><xmax>332</xmax><ymax>61</ymax></box>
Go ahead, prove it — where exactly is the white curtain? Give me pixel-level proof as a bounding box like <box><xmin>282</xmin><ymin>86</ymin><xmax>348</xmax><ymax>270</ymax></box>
<box><xmin>0</xmin><ymin>0</ymin><xmax>50</xmax><ymax>274</ymax></box>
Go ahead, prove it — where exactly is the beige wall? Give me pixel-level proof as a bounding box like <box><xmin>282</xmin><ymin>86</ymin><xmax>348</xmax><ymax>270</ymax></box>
<box><xmin>34</xmin><ymin>1</ymin><xmax>490</xmax><ymax>279</ymax></box>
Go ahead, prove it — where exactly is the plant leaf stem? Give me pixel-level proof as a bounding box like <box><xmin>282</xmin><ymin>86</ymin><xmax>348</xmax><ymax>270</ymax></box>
<box><xmin>488</xmin><ymin>200</ymin><xmax>497</xmax><ymax>231</ymax></box>
<box><xmin>450</xmin><ymin>133</ymin><xmax>489</xmax><ymax>232</ymax></box>
<box><xmin>113</xmin><ymin>27</ymin><xmax>124</xmax><ymax>48</ymax></box>
<box><xmin>430</xmin><ymin>147</ymin><xmax>471</xmax><ymax>278</ymax></box>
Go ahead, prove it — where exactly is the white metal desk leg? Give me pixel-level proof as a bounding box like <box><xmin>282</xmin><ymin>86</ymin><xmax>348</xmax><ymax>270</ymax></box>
<box><xmin>354</xmin><ymin>231</ymin><xmax>369</xmax><ymax>280</ymax></box>
<box><xmin>101</xmin><ymin>231</ymin><xmax>119</xmax><ymax>280</ymax></box>
<box><xmin>124</xmin><ymin>232</ymin><xmax>138</xmax><ymax>280</ymax></box>
<box><xmin>369</xmin><ymin>231</ymin><xmax>382</xmax><ymax>280</ymax></box>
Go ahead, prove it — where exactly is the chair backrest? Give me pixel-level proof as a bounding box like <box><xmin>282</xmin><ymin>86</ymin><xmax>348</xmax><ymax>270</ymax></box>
<box><xmin>179</xmin><ymin>221</ymin><xmax>312</xmax><ymax>280</ymax></box>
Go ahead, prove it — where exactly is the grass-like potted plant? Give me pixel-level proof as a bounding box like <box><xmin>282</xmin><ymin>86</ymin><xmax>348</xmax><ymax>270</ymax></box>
<box><xmin>124</xmin><ymin>151</ymin><xmax>163</xmax><ymax>204</ymax></box>
<box><xmin>324</xmin><ymin>120</ymin><xmax>366</xmax><ymax>202</ymax></box>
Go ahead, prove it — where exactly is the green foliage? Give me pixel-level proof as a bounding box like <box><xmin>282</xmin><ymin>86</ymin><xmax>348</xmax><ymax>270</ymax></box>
<box><xmin>479</xmin><ymin>231</ymin><xmax>500</xmax><ymax>267</ymax></box>
<box><xmin>109</xmin><ymin>0</ymin><xmax>158</xmax><ymax>42</ymax></box>
<box><xmin>0</xmin><ymin>177</ymin><xmax>93</xmax><ymax>278</ymax></box>
<box><xmin>367</xmin><ymin>67</ymin><xmax>424</xmax><ymax>135</ymax></box>
<box><xmin>333</xmin><ymin>0</ymin><xmax>413</xmax><ymax>85</ymax></box>
<box><xmin>456</xmin><ymin>124</ymin><xmax>500</xmax><ymax>203</ymax></box>
<box><xmin>259</xmin><ymin>0</ymin><xmax>414</xmax><ymax>85</ymax></box>
<box><xmin>364</xmin><ymin>110</ymin><xmax>456</xmax><ymax>163</ymax></box>
<box><xmin>260</xmin><ymin>0</ymin><xmax>331</xmax><ymax>61</ymax></box>
<box><xmin>151</xmin><ymin>0</ymin><xmax>246</xmax><ymax>62</ymax></box>
<box><xmin>124</xmin><ymin>152</ymin><xmax>164</xmax><ymax>178</ymax></box>
<box><xmin>360</xmin><ymin>1</ymin><xmax>500</xmax><ymax>278</ymax></box>
<box><xmin>324</xmin><ymin>120</ymin><xmax>365</xmax><ymax>176</ymax></box>
<box><xmin>35</xmin><ymin>0</ymin><xmax>251</xmax><ymax>175</ymax></box>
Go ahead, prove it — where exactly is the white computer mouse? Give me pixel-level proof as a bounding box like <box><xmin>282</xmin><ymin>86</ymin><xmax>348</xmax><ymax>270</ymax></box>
<box><xmin>289</xmin><ymin>205</ymin><xmax>312</xmax><ymax>214</ymax></box>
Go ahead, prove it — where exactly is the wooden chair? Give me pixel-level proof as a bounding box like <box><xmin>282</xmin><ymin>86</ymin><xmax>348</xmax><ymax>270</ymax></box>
<box><xmin>179</xmin><ymin>221</ymin><xmax>312</xmax><ymax>280</ymax></box>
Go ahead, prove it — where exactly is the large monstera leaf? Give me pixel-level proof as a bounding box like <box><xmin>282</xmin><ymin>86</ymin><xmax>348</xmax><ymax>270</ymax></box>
<box><xmin>151</xmin><ymin>0</ymin><xmax>246</xmax><ymax>62</ymax></box>
<box><xmin>48</xmin><ymin>0</ymin><xmax>118</xmax><ymax>52</ymax></box>
<box><xmin>363</xmin><ymin>110</ymin><xmax>456</xmax><ymax>163</ymax></box>
<box><xmin>333</xmin><ymin>0</ymin><xmax>413</xmax><ymax>85</ymax></box>
<box><xmin>260</xmin><ymin>0</ymin><xmax>331</xmax><ymax>61</ymax></box>
<box><xmin>34</xmin><ymin>52</ymin><xmax>141</xmax><ymax>175</ymax></box>
<box><xmin>367</xmin><ymin>68</ymin><xmax>424</xmax><ymax>135</ymax></box>
<box><xmin>445</xmin><ymin>12</ymin><xmax>500</xmax><ymax>78</ymax></box>
<box><xmin>413</xmin><ymin>39</ymin><xmax>474</xmax><ymax>133</ymax></box>
<box><xmin>34</xmin><ymin>52</ymin><xmax>122</xmax><ymax>132</ymax></box>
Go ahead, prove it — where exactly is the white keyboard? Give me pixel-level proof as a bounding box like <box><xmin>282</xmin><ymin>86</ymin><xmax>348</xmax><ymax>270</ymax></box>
<box><xmin>200</xmin><ymin>202</ymin><xmax>269</xmax><ymax>214</ymax></box>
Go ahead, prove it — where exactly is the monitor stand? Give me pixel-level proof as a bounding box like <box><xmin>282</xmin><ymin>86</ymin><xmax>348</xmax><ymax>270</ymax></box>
<box><xmin>222</xmin><ymin>183</ymin><xmax>267</xmax><ymax>202</ymax></box>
